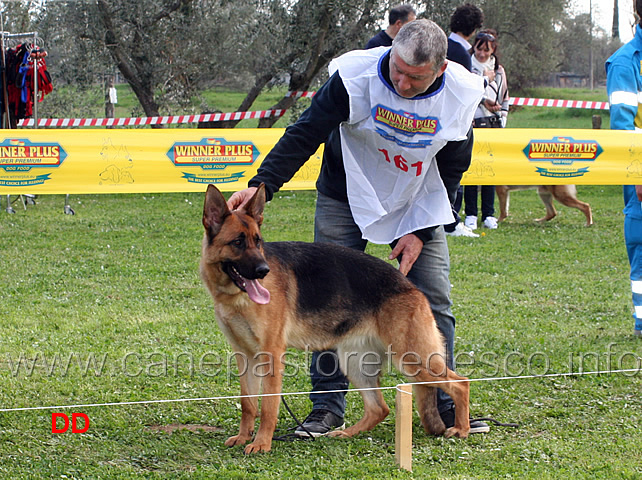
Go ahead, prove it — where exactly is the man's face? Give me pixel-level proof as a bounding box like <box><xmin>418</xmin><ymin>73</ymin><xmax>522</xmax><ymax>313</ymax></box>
<box><xmin>389</xmin><ymin>51</ymin><xmax>447</xmax><ymax>98</ymax></box>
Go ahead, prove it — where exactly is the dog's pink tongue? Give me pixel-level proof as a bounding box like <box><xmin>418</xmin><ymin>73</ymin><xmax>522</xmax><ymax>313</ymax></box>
<box><xmin>246</xmin><ymin>279</ymin><xmax>270</xmax><ymax>304</ymax></box>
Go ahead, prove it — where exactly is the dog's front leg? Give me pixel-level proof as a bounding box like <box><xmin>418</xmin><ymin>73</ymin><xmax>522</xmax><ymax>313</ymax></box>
<box><xmin>225</xmin><ymin>353</ymin><xmax>261</xmax><ymax>448</ymax></box>
<box><xmin>243</xmin><ymin>350</ymin><xmax>285</xmax><ymax>454</ymax></box>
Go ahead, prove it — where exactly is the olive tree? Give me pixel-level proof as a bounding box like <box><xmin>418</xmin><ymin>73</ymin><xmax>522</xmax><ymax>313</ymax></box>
<box><xmin>34</xmin><ymin>0</ymin><xmax>386</xmax><ymax>125</ymax></box>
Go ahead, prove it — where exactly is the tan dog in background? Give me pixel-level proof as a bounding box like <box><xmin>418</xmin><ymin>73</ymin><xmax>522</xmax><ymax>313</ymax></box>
<box><xmin>200</xmin><ymin>184</ymin><xmax>470</xmax><ymax>454</ymax></box>
<box><xmin>496</xmin><ymin>185</ymin><xmax>593</xmax><ymax>226</ymax></box>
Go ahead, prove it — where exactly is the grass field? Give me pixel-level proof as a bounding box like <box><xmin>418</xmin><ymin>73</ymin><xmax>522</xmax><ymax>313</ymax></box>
<box><xmin>2</xmin><ymin>87</ymin><xmax>641</xmax><ymax>478</ymax></box>
<box><xmin>1</xmin><ymin>186</ymin><xmax>640</xmax><ymax>479</ymax></box>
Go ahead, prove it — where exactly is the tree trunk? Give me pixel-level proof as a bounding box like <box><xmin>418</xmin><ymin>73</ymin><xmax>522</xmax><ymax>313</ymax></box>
<box><xmin>256</xmin><ymin>5</ymin><xmax>374</xmax><ymax>128</ymax></box>
<box><xmin>96</xmin><ymin>0</ymin><xmax>161</xmax><ymax>121</ymax></box>
<box><xmin>612</xmin><ymin>0</ymin><xmax>619</xmax><ymax>39</ymax></box>
<box><xmin>212</xmin><ymin>72</ymin><xmax>277</xmax><ymax>129</ymax></box>
<box><xmin>96</xmin><ymin>0</ymin><xmax>195</xmax><ymax>126</ymax></box>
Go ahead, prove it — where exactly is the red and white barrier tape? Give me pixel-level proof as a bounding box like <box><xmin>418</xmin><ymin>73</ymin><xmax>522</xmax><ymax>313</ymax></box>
<box><xmin>17</xmin><ymin>109</ymin><xmax>287</xmax><ymax>128</ymax></box>
<box><xmin>287</xmin><ymin>91</ymin><xmax>611</xmax><ymax>110</ymax></box>
<box><xmin>285</xmin><ymin>91</ymin><xmax>317</xmax><ymax>99</ymax></box>
<box><xmin>14</xmin><ymin>94</ymin><xmax>608</xmax><ymax>128</ymax></box>
<box><xmin>509</xmin><ymin>97</ymin><xmax>610</xmax><ymax>110</ymax></box>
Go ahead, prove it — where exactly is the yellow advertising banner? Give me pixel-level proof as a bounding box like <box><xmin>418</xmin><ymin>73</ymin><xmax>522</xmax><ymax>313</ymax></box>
<box><xmin>0</xmin><ymin>128</ymin><xmax>640</xmax><ymax>195</ymax></box>
<box><xmin>463</xmin><ymin>128</ymin><xmax>641</xmax><ymax>186</ymax></box>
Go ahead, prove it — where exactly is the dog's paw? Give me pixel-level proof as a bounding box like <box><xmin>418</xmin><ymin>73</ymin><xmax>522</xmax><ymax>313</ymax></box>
<box><xmin>225</xmin><ymin>434</ymin><xmax>252</xmax><ymax>447</ymax></box>
<box><xmin>243</xmin><ymin>441</ymin><xmax>272</xmax><ymax>454</ymax></box>
<box><xmin>327</xmin><ymin>430</ymin><xmax>350</xmax><ymax>438</ymax></box>
<box><xmin>444</xmin><ymin>427</ymin><xmax>469</xmax><ymax>439</ymax></box>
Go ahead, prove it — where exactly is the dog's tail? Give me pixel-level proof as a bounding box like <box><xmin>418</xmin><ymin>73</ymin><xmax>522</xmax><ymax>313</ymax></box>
<box><xmin>413</xmin><ymin>384</ymin><xmax>446</xmax><ymax>436</ymax></box>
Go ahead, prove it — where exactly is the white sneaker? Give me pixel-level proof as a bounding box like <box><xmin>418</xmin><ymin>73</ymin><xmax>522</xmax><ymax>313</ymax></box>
<box><xmin>464</xmin><ymin>216</ymin><xmax>478</xmax><ymax>230</ymax></box>
<box><xmin>483</xmin><ymin>216</ymin><xmax>498</xmax><ymax>229</ymax></box>
<box><xmin>445</xmin><ymin>222</ymin><xmax>479</xmax><ymax>237</ymax></box>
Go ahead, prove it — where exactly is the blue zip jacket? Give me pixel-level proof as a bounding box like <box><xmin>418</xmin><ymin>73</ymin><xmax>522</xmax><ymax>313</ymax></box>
<box><xmin>606</xmin><ymin>24</ymin><xmax>642</xmax><ymax>218</ymax></box>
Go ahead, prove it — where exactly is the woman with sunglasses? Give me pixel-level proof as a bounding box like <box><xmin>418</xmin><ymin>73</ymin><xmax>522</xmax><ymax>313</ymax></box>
<box><xmin>463</xmin><ymin>29</ymin><xmax>510</xmax><ymax>231</ymax></box>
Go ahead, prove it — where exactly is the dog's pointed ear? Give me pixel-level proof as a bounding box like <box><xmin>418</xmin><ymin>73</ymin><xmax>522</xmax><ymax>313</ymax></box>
<box><xmin>203</xmin><ymin>184</ymin><xmax>230</xmax><ymax>238</ymax></box>
<box><xmin>243</xmin><ymin>183</ymin><xmax>266</xmax><ymax>227</ymax></box>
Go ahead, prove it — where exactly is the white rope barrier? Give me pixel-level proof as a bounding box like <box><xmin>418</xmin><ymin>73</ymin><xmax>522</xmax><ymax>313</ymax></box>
<box><xmin>1</xmin><ymin>367</ymin><xmax>638</xmax><ymax>413</ymax></box>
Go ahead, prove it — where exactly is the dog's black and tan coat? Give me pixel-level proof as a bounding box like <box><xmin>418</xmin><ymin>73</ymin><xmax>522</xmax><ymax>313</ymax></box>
<box><xmin>200</xmin><ymin>184</ymin><xmax>470</xmax><ymax>453</ymax></box>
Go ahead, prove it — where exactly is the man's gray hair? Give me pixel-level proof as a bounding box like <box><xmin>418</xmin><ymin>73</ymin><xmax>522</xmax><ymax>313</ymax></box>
<box><xmin>391</xmin><ymin>19</ymin><xmax>447</xmax><ymax>71</ymax></box>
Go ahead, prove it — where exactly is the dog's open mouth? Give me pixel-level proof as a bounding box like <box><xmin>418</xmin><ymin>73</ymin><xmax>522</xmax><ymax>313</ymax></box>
<box><xmin>224</xmin><ymin>264</ymin><xmax>271</xmax><ymax>305</ymax></box>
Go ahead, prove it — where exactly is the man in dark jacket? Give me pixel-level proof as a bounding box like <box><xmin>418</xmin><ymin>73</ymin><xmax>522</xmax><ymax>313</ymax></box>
<box><xmin>444</xmin><ymin>3</ymin><xmax>484</xmax><ymax>237</ymax></box>
<box><xmin>229</xmin><ymin>19</ymin><xmax>490</xmax><ymax>437</ymax></box>
<box><xmin>447</xmin><ymin>3</ymin><xmax>483</xmax><ymax>71</ymax></box>
<box><xmin>364</xmin><ymin>4</ymin><xmax>416</xmax><ymax>49</ymax></box>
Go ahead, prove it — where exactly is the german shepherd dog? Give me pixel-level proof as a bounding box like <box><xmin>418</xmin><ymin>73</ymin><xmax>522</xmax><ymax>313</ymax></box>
<box><xmin>200</xmin><ymin>184</ymin><xmax>470</xmax><ymax>454</ymax></box>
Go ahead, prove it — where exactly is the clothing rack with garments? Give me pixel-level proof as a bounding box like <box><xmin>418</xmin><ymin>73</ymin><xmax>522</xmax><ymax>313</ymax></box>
<box><xmin>0</xmin><ymin>31</ymin><xmax>50</xmax><ymax>129</ymax></box>
<box><xmin>0</xmin><ymin>31</ymin><xmax>64</xmax><ymax>213</ymax></box>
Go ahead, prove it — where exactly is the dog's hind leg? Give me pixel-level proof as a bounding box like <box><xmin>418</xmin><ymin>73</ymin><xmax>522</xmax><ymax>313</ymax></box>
<box><xmin>411</xmin><ymin>362</ymin><xmax>470</xmax><ymax>439</ymax></box>
<box><xmin>496</xmin><ymin>186</ymin><xmax>510</xmax><ymax>222</ymax></box>
<box><xmin>329</xmin><ymin>341</ymin><xmax>390</xmax><ymax>438</ymax></box>
<box><xmin>385</xmin><ymin>304</ymin><xmax>470</xmax><ymax>438</ymax></box>
<box><xmin>331</xmin><ymin>386</ymin><xmax>390</xmax><ymax>438</ymax></box>
<box><xmin>551</xmin><ymin>185</ymin><xmax>593</xmax><ymax>226</ymax></box>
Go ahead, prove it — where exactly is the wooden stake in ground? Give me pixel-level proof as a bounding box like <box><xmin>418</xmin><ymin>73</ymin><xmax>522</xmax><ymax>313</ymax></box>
<box><xmin>395</xmin><ymin>384</ymin><xmax>413</xmax><ymax>472</ymax></box>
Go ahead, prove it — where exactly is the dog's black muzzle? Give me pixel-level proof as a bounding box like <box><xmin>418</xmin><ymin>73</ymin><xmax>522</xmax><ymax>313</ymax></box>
<box><xmin>223</xmin><ymin>260</ymin><xmax>269</xmax><ymax>289</ymax></box>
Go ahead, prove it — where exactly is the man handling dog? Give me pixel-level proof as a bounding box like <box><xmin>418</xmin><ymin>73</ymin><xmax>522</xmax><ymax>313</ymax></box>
<box><xmin>229</xmin><ymin>19</ymin><xmax>490</xmax><ymax>436</ymax></box>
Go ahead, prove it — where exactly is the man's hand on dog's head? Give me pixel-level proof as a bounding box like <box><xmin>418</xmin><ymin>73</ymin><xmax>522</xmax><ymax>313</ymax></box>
<box><xmin>228</xmin><ymin>187</ymin><xmax>258</xmax><ymax>210</ymax></box>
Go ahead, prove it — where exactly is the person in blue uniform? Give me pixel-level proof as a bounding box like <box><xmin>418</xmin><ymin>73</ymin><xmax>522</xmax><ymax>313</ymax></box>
<box><xmin>605</xmin><ymin>0</ymin><xmax>642</xmax><ymax>337</ymax></box>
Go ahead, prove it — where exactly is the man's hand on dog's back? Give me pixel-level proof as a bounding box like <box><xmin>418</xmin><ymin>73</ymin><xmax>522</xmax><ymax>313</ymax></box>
<box><xmin>228</xmin><ymin>187</ymin><xmax>258</xmax><ymax>210</ymax></box>
<box><xmin>389</xmin><ymin>233</ymin><xmax>423</xmax><ymax>276</ymax></box>
<box><xmin>228</xmin><ymin>186</ymin><xmax>422</xmax><ymax>276</ymax></box>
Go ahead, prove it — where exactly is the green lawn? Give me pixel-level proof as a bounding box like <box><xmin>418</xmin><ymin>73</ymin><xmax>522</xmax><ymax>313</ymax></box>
<box><xmin>1</xmin><ymin>87</ymin><xmax>640</xmax><ymax>478</ymax></box>
<box><xmin>0</xmin><ymin>185</ymin><xmax>640</xmax><ymax>479</ymax></box>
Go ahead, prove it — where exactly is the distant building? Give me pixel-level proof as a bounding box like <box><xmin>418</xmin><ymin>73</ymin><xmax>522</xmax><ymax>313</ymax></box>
<box><xmin>549</xmin><ymin>72</ymin><xmax>589</xmax><ymax>88</ymax></box>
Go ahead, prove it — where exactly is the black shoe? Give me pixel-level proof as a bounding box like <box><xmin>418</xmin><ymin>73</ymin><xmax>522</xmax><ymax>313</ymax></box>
<box><xmin>468</xmin><ymin>419</ymin><xmax>490</xmax><ymax>434</ymax></box>
<box><xmin>294</xmin><ymin>409</ymin><xmax>345</xmax><ymax>438</ymax></box>
<box><xmin>440</xmin><ymin>406</ymin><xmax>490</xmax><ymax>434</ymax></box>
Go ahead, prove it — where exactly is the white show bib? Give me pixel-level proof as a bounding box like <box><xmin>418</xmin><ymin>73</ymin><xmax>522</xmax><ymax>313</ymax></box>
<box><xmin>329</xmin><ymin>48</ymin><xmax>484</xmax><ymax>243</ymax></box>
